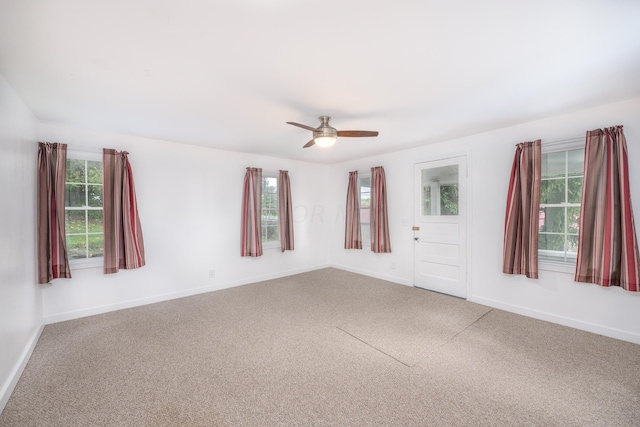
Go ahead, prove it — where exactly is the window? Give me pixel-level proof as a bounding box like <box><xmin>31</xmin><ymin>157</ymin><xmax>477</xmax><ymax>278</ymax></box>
<box><xmin>539</xmin><ymin>140</ymin><xmax>584</xmax><ymax>270</ymax></box>
<box><xmin>65</xmin><ymin>152</ymin><xmax>103</xmax><ymax>266</ymax></box>
<box><xmin>262</xmin><ymin>174</ymin><xmax>279</xmax><ymax>247</ymax></box>
<box><xmin>421</xmin><ymin>165</ymin><xmax>459</xmax><ymax>216</ymax></box>
<box><xmin>359</xmin><ymin>174</ymin><xmax>371</xmax><ymax>246</ymax></box>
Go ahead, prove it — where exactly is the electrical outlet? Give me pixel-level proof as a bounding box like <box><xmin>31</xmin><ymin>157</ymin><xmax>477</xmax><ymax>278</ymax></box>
<box><xmin>209</xmin><ymin>270</ymin><xmax>215</xmax><ymax>279</ymax></box>
<box><xmin>391</xmin><ymin>262</ymin><xmax>396</xmax><ymax>269</ymax></box>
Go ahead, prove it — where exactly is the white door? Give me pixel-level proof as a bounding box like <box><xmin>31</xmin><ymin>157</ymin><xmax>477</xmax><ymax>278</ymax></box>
<box><xmin>414</xmin><ymin>157</ymin><xmax>467</xmax><ymax>298</ymax></box>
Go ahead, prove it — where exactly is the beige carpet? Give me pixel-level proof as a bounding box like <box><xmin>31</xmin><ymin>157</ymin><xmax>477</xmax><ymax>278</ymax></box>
<box><xmin>2</xmin><ymin>268</ymin><xmax>639</xmax><ymax>426</ymax></box>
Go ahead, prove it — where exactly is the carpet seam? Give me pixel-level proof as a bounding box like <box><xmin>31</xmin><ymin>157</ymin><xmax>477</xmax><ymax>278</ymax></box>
<box><xmin>336</xmin><ymin>326</ymin><xmax>412</xmax><ymax>368</ymax></box>
<box><xmin>450</xmin><ymin>308</ymin><xmax>494</xmax><ymax>341</ymax></box>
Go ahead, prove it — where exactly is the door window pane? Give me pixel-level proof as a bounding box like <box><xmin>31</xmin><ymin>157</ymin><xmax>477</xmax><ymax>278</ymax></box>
<box><xmin>440</xmin><ymin>184</ymin><xmax>459</xmax><ymax>215</ymax></box>
<box><xmin>421</xmin><ymin>165</ymin><xmax>459</xmax><ymax>216</ymax></box>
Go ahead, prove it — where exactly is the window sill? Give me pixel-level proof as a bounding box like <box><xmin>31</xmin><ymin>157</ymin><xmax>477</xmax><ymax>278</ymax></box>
<box><xmin>539</xmin><ymin>259</ymin><xmax>575</xmax><ymax>275</ymax></box>
<box><xmin>70</xmin><ymin>257</ymin><xmax>103</xmax><ymax>270</ymax></box>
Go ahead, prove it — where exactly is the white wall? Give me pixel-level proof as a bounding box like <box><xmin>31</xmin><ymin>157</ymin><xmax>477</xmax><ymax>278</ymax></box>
<box><xmin>37</xmin><ymin>123</ymin><xmax>332</xmax><ymax>322</ymax></box>
<box><xmin>329</xmin><ymin>97</ymin><xmax>640</xmax><ymax>344</ymax></box>
<box><xmin>0</xmin><ymin>75</ymin><xmax>41</xmax><ymax>411</ymax></box>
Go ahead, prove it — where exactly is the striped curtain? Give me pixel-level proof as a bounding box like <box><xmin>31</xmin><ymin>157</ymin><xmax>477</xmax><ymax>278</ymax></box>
<box><xmin>370</xmin><ymin>166</ymin><xmax>391</xmax><ymax>253</ymax></box>
<box><xmin>241</xmin><ymin>167</ymin><xmax>263</xmax><ymax>257</ymax></box>
<box><xmin>278</xmin><ymin>170</ymin><xmax>295</xmax><ymax>252</ymax></box>
<box><xmin>575</xmin><ymin>126</ymin><xmax>640</xmax><ymax>291</ymax></box>
<box><xmin>37</xmin><ymin>142</ymin><xmax>72</xmax><ymax>284</ymax></box>
<box><xmin>103</xmin><ymin>149</ymin><xmax>146</xmax><ymax>274</ymax></box>
<box><xmin>344</xmin><ymin>171</ymin><xmax>362</xmax><ymax>249</ymax></box>
<box><xmin>503</xmin><ymin>140</ymin><xmax>541</xmax><ymax>279</ymax></box>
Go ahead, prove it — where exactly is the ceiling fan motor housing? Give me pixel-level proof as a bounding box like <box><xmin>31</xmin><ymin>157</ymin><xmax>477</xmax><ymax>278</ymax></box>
<box><xmin>314</xmin><ymin>116</ymin><xmax>338</xmax><ymax>140</ymax></box>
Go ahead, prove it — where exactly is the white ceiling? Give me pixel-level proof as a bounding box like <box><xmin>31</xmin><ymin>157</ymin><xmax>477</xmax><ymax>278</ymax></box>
<box><xmin>1</xmin><ymin>0</ymin><xmax>639</xmax><ymax>164</ymax></box>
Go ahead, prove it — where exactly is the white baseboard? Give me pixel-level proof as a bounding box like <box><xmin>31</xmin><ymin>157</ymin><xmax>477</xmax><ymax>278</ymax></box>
<box><xmin>0</xmin><ymin>322</ymin><xmax>44</xmax><ymax>414</ymax></box>
<box><xmin>44</xmin><ymin>263</ymin><xmax>331</xmax><ymax>325</ymax></box>
<box><xmin>470</xmin><ymin>295</ymin><xmax>640</xmax><ymax>345</ymax></box>
<box><xmin>330</xmin><ymin>264</ymin><xmax>413</xmax><ymax>287</ymax></box>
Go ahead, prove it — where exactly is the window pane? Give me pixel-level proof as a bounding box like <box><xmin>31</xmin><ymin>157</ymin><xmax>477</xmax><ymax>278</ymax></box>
<box><xmin>360</xmin><ymin>175</ymin><xmax>370</xmax><ymax>243</ymax></box>
<box><xmin>88</xmin><ymin>210</ymin><xmax>103</xmax><ymax>233</ymax></box>
<box><xmin>567</xmin><ymin>206</ymin><xmax>580</xmax><ymax>234</ymax></box>
<box><xmin>87</xmin><ymin>160</ymin><xmax>103</xmax><ymax>184</ymax></box>
<box><xmin>66</xmin><ymin>184</ymin><xmax>86</xmax><ymax>207</ymax></box>
<box><xmin>567</xmin><ymin>178</ymin><xmax>582</xmax><ymax>204</ymax></box>
<box><xmin>263</xmin><ymin>208</ymin><xmax>278</xmax><ymax>220</ymax></box>
<box><xmin>539</xmin><ymin>234</ymin><xmax>566</xmax><ymax>262</ymax></box>
<box><xmin>539</xmin><ymin>234</ymin><xmax>565</xmax><ymax>252</ymax></box>
<box><xmin>66</xmin><ymin>234</ymin><xmax>87</xmax><ymax>260</ymax></box>
<box><xmin>540</xmin><ymin>179</ymin><xmax>565</xmax><ymax>204</ymax></box>
<box><xmin>360</xmin><ymin>191</ymin><xmax>370</xmax><ymax>208</ymax></box>
<box><xmin>260</xmin><ymin>175</ymin><xmax>279</xmax><ymax>245</ymax></box>
<box><xmin>539</xmin><ymin>207</ymin><xmax>564</xmax><ymax>233</ymax></box>
<box><xmin>422</xmin><ymin>185</ymin><xmax>432</xmax><ymax>216</ymax></box>
<box><xmin>360</xmin><ymin>207</ymin><xmax>370</xmax><ymax>225</ymax></box>
<box><xmin>440</xmin><ymin>184</ymin><xmax>459</xmax><ymax>216</ymax></box>
<box><xmin>66</xmin><ymin>210</ymin><xmax>86</xmax><ymax>234</ymax></box>
<box><xmin>361</xmin><ymin>224</ymin><xmax>370</xmax><ymax>243</ymax></box>
<box><xmin>541</xmin><ymin>151</ymin><xmax>565</xmax><ymax>178</ymax></box>
<box><xmin>262</xmin><ymin>177</ymin><xmax>277</xmax><ymax>210</ymax></box>
<box><xmin>88</xmin><ymin>234</ymin><xmax>104</xmax><ymax>258</ymax></box>
<box><xmin>567</xmin><ymin>149</ymin><xmax>584</xmax><ymax>177</ymax></box>
<box><xmin>88</xmin><ymin>185</ymin><xmax>103</xmax><ymax>207</ymax></box>
<box><xmin>66</xmin><ymin>159</ymin><xmax>86</xmax><ymax>183</ymax></box>
<box><xmin>262</xmin><ymin>223</ymin><xmax>279</xmax><ymax>243</ymax></box>
<box><xmin>566</xmin><ymin>235</ymin><xmax>579</xmax><ymax>260</ymax></box>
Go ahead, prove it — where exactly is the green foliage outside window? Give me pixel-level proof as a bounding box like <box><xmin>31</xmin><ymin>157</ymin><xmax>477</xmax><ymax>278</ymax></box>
<box><xmin>262</xmin><ymin>176</ymin><xmax>279</xmax><ymax>244</ymax></box>
<box><xmin>65</xmin><ymin>158</ymin><xmax>104</xmax><ymax>260</ymax></box>
<box><xmin>538</xmin><ymin>148</ymin><xmax>584</xmax><ymax>262</ymax></box>
<box><xmin>440</xmin><ymin>184</ymin><xmax>459</xmax><ymax>215</ymax></box>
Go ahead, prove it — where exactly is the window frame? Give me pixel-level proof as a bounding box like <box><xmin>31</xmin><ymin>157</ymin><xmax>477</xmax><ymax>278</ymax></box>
<box><xmin>65</xmin><ymin>149</ymin><xmax>104</xmax><ymax>269</ymax></box>
<box><xmin>261</xmin><ymin>171</ymin><xmax>280</xmax><ymax>249</ymax></box>
<box><xmin>538</xmin><ymin>137</ymin><xmax>584</xmax><ymax>274</ymax></box>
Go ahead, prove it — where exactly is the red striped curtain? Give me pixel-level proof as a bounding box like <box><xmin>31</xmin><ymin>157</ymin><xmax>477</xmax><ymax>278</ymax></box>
<box><xmin>575</xmin><ymin>126</ymin><xmax>640</xmax><ymax>291</ymax></box>
<box><xmin>344</xmin><ymin>171</ymin><xmax>362</xmax><ymax>249</ymax></box>
<box><xmin>241</xmin><ymin>167</ymin><xmax>263</xmax><ymax>257</ymax></box>
<box><xmin>503</xmin><ymin>140</ymin><xmax>541</xmax><ymax>279</ymax></box>
<box><xmin>278</xmin><ymin>170</ymin><xmax>295</xmax><ymax>252</ymax></box>
<box><xmin>37</xmin><ymin>142</ymin><xmax>72</xmax><ymax>284</ymax></box>
<box><xmin>371</xmin><ymin>166</ymin><xmax>391</xmax><ymax>253</ymax></box>
<box><xmin>103</xmin><ymin>149</ymin><xmax>146</xmax><ymax>274</ymax></box>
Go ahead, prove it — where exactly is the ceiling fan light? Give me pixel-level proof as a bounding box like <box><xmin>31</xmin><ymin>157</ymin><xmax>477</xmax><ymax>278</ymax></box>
<box><xmin>314</xmin><ymin>136</ymin><xmax>337</xmax><ymax>147</ymax></box>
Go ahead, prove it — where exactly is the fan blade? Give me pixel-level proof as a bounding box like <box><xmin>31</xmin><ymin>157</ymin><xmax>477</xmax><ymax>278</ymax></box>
<box><xmin>303</xmin><ymin>139</ymin><xmax>315</xmax><ymax>148</ymax></box>
<box><xmin>287</xmin><ymin>122</ymin><xmax>319</xmax><ymax>132</ymax></box>
<box><xmin>337</xmin><ymin>130</ymin><xmax>379</xmax><ymax>137</ymax></box>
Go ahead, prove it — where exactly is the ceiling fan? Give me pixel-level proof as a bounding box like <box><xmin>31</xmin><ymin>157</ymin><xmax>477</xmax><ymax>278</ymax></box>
<box><xmin>286</xmin><ymin>116</ymin><xmax>378</xmax><ymax>148</ymax></box>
